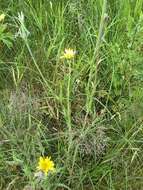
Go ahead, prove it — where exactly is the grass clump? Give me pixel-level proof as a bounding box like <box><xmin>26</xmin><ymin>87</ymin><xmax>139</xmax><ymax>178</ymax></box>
<box><xmin>0</xmin><ymin>0</ymin><xmax>143</xmax><ymax>189</ymax></box>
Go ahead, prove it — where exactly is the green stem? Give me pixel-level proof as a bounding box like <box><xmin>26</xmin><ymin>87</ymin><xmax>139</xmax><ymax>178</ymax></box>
<box><xmin>67</xmin><ymin>61</ymin><xmax>72</xmax><ymax>153</ymax></box>
<box><xmin>86</xmin><ymin>0</ymin><xmax>107</xmax><ymax>115</ymax></box>
<box><xmin>24</xmin><ymin>39</ymin><xmax>58</xmax><ymax>100</ymax></box>
<box><xmin>94</xmin><ymin>0</ymin><xmax>107</xmax><ymax>59</ymax></box>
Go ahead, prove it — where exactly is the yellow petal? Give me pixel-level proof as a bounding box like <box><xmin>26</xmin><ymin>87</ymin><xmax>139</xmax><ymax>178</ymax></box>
<box><xmin>39</xmin><ymin>156</ymin><xmax>44</xmax><ymax>162</ymax></box>
<box><xmin>0</xmin><ymin>13</ymin><xmax>5</xmax><ymax>22</ymax></box>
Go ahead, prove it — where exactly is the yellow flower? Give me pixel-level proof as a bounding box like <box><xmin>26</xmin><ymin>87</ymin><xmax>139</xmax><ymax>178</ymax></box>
<box><xmin>37</xmin><ymin>156</ymin><xmax>55</xmax><ymax>175</ymax></box>
<box><xmin>0</xmin><ymin>13</ymin><xmax>5</xmax><ymax>22</ymax></box>
<box><xmin>60</xmin><ymin>48</ymin><xmax>76</xmax><ymax>59</ymax></box>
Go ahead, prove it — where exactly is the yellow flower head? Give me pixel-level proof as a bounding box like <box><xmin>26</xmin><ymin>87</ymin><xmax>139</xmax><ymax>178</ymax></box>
<box><xmin>0</xmin><ymin>13</ymin><xmax>5</xmax><ymax>22</ymax></box>
<box><xmin>60</xmin><ymin>48</ymin><xmax>76</xmax><ymax>59</ymax></box>
<box><xmin>37</xmin><ymin>156</ymin><xmax>55</xmax><ymax>175</ymax></box>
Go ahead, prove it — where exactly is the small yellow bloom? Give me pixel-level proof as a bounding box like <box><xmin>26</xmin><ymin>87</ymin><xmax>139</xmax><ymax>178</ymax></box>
<box><xmin>37</xmin><ymin>156</ymin><xmax>55</xmax><ymax>175</ymax></box>
<box><xmin>60</xmin><ymin>48</ymin><xmax>76</xmax><ymax>59</ymax></box>
<box><xmin>0</xmin><ymin>13</ymin><xmax>5</xmax><ymax>22</ymax></box>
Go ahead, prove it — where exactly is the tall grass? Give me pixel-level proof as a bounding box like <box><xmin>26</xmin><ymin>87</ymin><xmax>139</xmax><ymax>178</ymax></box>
<box><xmin>0</xmin><ymin>0</ymin><xmax>143</xmax><ymax>189</ymax></box>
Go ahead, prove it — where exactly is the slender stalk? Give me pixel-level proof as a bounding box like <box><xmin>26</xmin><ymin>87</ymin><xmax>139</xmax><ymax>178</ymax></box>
<box><xmin>94</xmin><ymin>0</ymin><xmax>107</xmax><ymax>59</ymax></box>
<box><xmin>24</xmin><ymin>39</ymin><xmax>58</xmax><ymax>100</ymax></box>
<box><xmin>85</xmin><ymin>0</ymin><xmax>107</xmax><ymax>116</ymax></box>
<box><xmin>67</xmin><ymin>61</ymin><xmax>72</xmax><ymax>154</ymax></box>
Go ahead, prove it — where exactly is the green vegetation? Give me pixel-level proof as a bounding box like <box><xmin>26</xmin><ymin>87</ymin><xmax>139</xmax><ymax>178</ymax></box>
<box><xmin>0</xmin><ymin>0</ymin><xmax>143</xmax><ymax>189</ymax></box>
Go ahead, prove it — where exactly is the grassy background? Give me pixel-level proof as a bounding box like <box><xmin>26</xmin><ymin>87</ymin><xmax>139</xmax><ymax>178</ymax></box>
<box><xmin>0</xmin><ymin>0</ymin><xmax>143</xmax><ymax>189</ymax></box>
